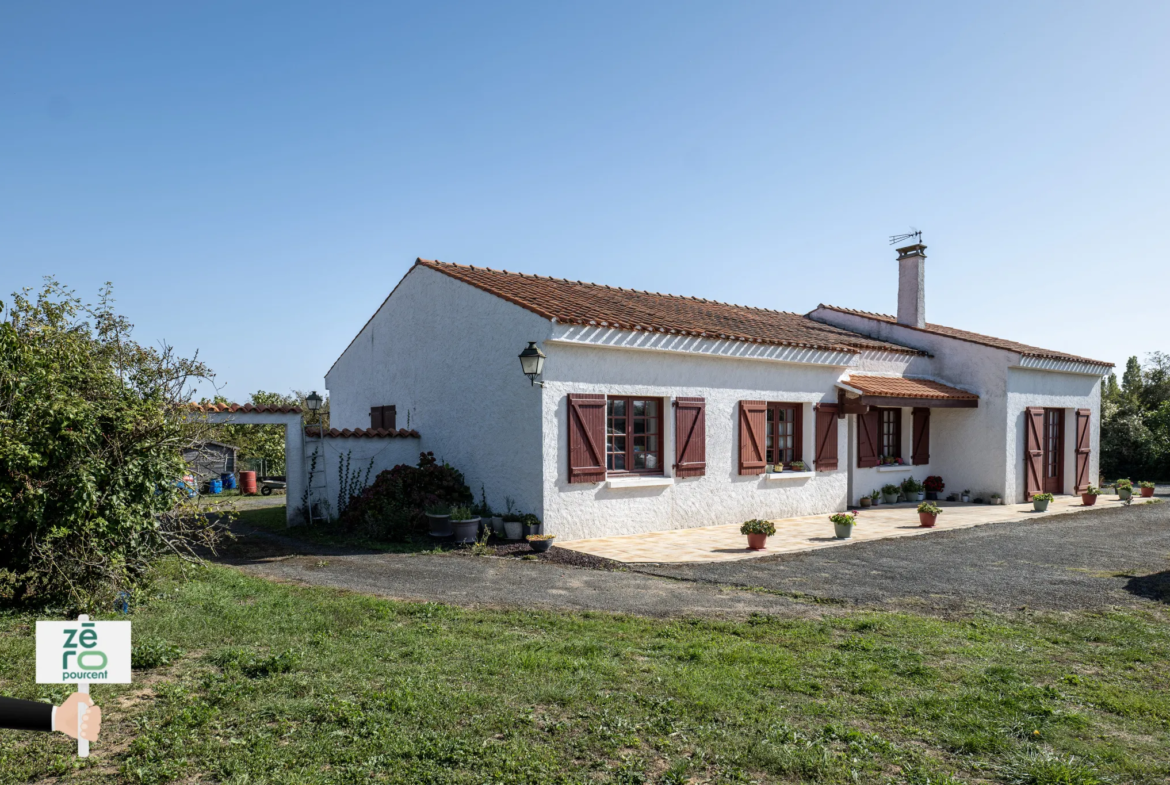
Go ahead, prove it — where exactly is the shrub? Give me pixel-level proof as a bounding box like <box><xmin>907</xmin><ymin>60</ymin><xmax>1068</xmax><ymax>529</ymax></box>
<box><xmin>829</xmin><ymin>513</ymin><xmax>856</xmax><ymax>526</ymax></box>
<box><xmin>917</xmin><ymin>502</ymin><xmax>942</xmax><ymax>515</ymax></box>
<box><xmin>1032</xmin><ymin>492</ymin><xmax>1054</xmax><ymax>502</ymax></box>
<box><xmin>881</xmin><ymin>483</ymin><xmax>901</xmax><ymax>495</ymax></box>
<box><xmin>924</xmin><ymin>475</ymin><xmax>945</xmax><ymax>492</ymax></box>
<box><xmin>740</xmin><ymin>519</ymin><xmax>776</xmax><ymax>536</ymax></box>
<box><xmin>901</xmin><ymin>477</ymin><xmax>923</xmax><ymax>493</ymax></box>
<box><xmin>339</xmin><ymin>452</ymin><xmax>472</xmax><ymax>537</ymax></box>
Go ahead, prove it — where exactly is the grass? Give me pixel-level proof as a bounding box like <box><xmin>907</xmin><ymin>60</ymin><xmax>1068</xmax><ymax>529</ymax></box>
<box><xmin>233</xmin><ymin>504</ymin><xmax>465</xmax><ymax>555</ymax></box>
<box><xmin>0</xmin><ymin>562</ymin><xmax>1168</xmax><ymax>784</ymax></box>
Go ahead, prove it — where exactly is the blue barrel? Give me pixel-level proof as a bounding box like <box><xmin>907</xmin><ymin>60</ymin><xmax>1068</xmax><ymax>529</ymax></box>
<box><xmin>221</xmin><ymin>472</ymin><xmax>237</xmax><ymax>490</ymax></box>
<box><xmin>208</xmin><ymin>478</ymin><xmax>223</xmax><ymax>494</ymax></box>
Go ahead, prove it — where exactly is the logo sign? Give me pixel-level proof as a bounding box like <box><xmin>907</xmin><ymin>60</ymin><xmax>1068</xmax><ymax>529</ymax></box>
<box><xmin>36</xmin><ymin>620</ymin><xmax>132</xmax><ymax>685</ymax></box>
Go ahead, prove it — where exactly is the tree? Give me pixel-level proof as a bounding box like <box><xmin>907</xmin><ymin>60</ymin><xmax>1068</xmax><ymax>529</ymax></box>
<box><xmin>1101</xmin><ymin>352</ymin><xmax>1170</xmax><ymax>481</ymax></box>
<box><xmin>0</xmin><ymin>280</ymin><xmax>222</xmax><ymax>607</ymax></box>
<box><xmin>1121</xmin><ymin>356</ymin><xmax>1143</xmax><ymax>404</ymax></box>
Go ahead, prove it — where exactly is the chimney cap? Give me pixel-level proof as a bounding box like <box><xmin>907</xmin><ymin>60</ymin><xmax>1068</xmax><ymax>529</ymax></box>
<box><xmin>896</xmin><ymin>243</ymin><xmax>927</xmax><ymax>258</ymax></box>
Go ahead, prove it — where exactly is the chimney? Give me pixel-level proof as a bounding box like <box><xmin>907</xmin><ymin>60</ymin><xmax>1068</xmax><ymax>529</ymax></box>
<box><xmin>896</xmin><ymin>243</ymin><xmax>926</xmax><ymax>328</ymax></box>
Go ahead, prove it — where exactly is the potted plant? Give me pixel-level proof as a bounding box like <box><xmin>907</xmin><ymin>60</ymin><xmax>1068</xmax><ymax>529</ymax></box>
<box><xmin>901</xmin><ymin>477</ymin><xmax>925</xmax><ymax>502</ymax></box>
<box><xmin>521</xmin><ymin>513</ymin><xmax>542</xmax><ymax>538</ymax></box>
<box><xmin>830</xmin><ymin>512</ymin><xmax>855</xmax><ymax>539</ymax></box>
<box><xmin>917</xmin><ymin>501</ymin><xmax>942</xmax><ymax>527</ymax></box>
<box><xmin>1139</xmin><ymin>481</ymin><xmax>1156</xmax><ymax>498</ymax></box>
<box><xmin>449</xmin><ymin>505</ymin><xmax>480</xmax><ymax>544</ymax></box>
<box><xmin>1115</xmin><ymin>479</ymin><xmax>1133</xmax><ymax>501</ymax></box>
<box><xmin>1032</xmin><ymin>492</ymin><xmax>1053</xmax><ymax>512</ymax></box>
<box><xmin>1081</xmin><ymin>485</ymin><xmax>1100</xmax><ymax>506</ymax></box>
<box><xmin>790</xmin><ymin>460</ymin><xmax>807</xmax><ymax>472</ymax></box>
<box><xmin>990</xmin><ymin>492</ymin><xmax>1002</xmax><ymax>505</ymax></box>
<box><xmin>924</xmin><ymin>476</ymin><xmax>944</xmax><ymax>501</ymax></box>
<box><xmin>869</xmin><ymin>489</ymin><xmax>881</xmax><ymax>506</ymax></box>
<box><xmin>502</xmin><ymin>513</ymin><xmax>523</xmax><ymax>540</ymax></box>
<box><xmin>881</xmin><ymin>483</ymin><xmax>900</xmax><ymax>505</ymax></box>
<box><xmin>960</xmin><ymin>489</ymin><xmax>971</xmax><ymax>503</ymax></box>
<box><xmin>740</xmin><ymin>518</ymin><xmax>776</xmax><ymax>551</ymax></box>
<box><xmin>859</xmin><ymin>493</ymin><xmax>872</xmax><ymax>508</ymax></box>
<box><xmin>527</xmin><ymin>534</ymin><xmax>555</xmax><ymax>553</ymax></box>
<box><xmin>425</xmin><ymin>503</ymin><xmax>452</xmax><ymax>538</ymax></box>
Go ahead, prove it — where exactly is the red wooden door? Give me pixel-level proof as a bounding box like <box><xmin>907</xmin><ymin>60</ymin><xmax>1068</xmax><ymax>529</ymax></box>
<box><xmin>1042</xmin><ymin>408</ymin><xmax>1064</xmax><ymax>494</ymax></box>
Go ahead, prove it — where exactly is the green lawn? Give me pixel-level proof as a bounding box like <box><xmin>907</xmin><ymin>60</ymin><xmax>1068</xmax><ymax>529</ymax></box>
<box><xmin>0</xmin><ymin>561</ymin><xmax>1167</xmax><ymax>784</ymax></box>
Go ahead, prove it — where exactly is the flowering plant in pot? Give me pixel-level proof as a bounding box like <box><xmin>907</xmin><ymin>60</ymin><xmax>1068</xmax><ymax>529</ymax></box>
<box><xmin>830</xmin><ymin>512</ymin><xmax>856</xmax><ymax>540</ymax></box>
<box><xmin>425</xmin><ymin>503</ymin><xmax>452</xmax><ymax>538</ymax></box>
<box><xmin>917</xmin><ymin>502</ymin><xmax>942</xmax><ymax>527</ymax></box>
<box><xmin>740</xmin><ymin>519</ymin><xmax>776</xmax><ymax>551</ymax></box>
<box><xmin>1031</xmin><ymin>492</ymin><xmax>1054</xmax><ymax>512</ymax></box>
<box><xmin>881</xmin><ymin>483</ymin><xmax>901</xmax><ymax>505</ymax></box>
<box><xmin>449</xmin><ymin>505</ymin><xmax>481</xmax><ymax>544</ymax></box>
<box><xmin>1139</xmin><ymin>481</ymin><xmax>1156</xmax><ymax>498</ymax></box>
<box><xmin>789</xmin><ymin>460</ymin><xmax>807</xmax><ymax>472</ymax></box>
<box><xmin>527</xmin><ymin>533</ymin><xmax>555</xmax><ymax>553</ymax></box>
<box><xmin>901</xmin><ymin>476</ymin><xmax>926</xmax><ymax>502</ymax></box>
<box><xmin>1115</xmin><ymin>479</ymin><xmax>1133</xmax><ymax>501</ymax></box>
<box><xmin>924</xmin><ymin>476</ymin><xmax>945</xmax><ymax>500</ymax></box>
<box><xmin>1081</xmin><ymin>485</ymin><xmax>1100</xmax><ymax>506</ymax></box>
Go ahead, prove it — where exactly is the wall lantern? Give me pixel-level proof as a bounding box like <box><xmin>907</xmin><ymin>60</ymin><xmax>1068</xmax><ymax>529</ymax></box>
<box><xmin>518</xmin><ymin>342</ymin><xmax>546</xmax><ymax>387</ymax></box>
<box><xmin>306</xmin><ymin>391</ymin><xmax>323</xmax><ymax>411</ymax></box>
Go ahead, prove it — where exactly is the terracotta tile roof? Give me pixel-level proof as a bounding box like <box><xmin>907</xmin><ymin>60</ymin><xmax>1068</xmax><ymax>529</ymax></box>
<box><xmin>304</xmin><ymin>426</ymin><xmax>420</xmax><ymax>439</ymax></box>
<box><xmin>190</xmin><ymin>403</ymin><xmax>303</xmax><ymax>414</ymax></box>
<box><xmin>815</xmin><ymin>305</ymin><xmax>1112</xmax><ymax>367</ymax></box>
<box><xmin>414</xmin><ymin>259</ymin><xmax>923</xmax><ymax>355</ymax></box>
<box><xmin>841</xmin><ymin>375</ymin><xmax>979</xmax><ymax>401</ymax></box>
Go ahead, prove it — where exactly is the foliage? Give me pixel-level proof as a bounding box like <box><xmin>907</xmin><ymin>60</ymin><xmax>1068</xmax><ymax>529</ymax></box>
<box><xmin>335</xmin><ymin>450</ymin><xmax>373</xmax><ymax>518</ymax></box>
<box><xmin>789</xmin><ymin>460</ymin><xmax>807</xmax><ymax>471</ymax></box>
<box><xmin>901</xmin><ymin>477</ymin><xmax>923</xmax><ymax>494</ymax></box>
<box><xmin>881</xmin><ymin>483</ymin><xmax>901</xmax><ymax>495</ymax></box>
<box><xmin>916</xmin><ymin>502</ymin><xmax>942</xmax><ymax>515</ymax></box>
<box><xmin>1138</xmin><ymin>481</ymin><xmax>1155</xmax><ymax>489</ymax></box>
<box><xmin>924</xmin><ymin>475</ymin><xmax>945</xmax><ymax>492</ymax></box>
<box><xmin>205</xmin><ymin>389</ymin><xmax>328</xmax><ymax>474</ymax></box>
<box><xmin>829</xmin><ymin>513</ymin><xmax>856</xmax><ymax>526</ymax></box>
<box><xmin>424</xmin><ymin>503</ymin><xmax>450</xmax><ymax>516</ymax></box>
<box><xmin>1114</xmin><ymin>478</ymin><xmax>1133</xmax><ymax>491</ymax></box>
<box><xmin>519</xmin><ymin>513</ymin><xmax>541</xmax><ymax>527</ymax></box>
<box><xmin>449</xmin><ymin>505</ymin><xmax>474</xmax><ymax>521</ymax></box>
<box><xmin>1032</xmin><ymin>493</ymin><xmax>1054</xmax><ymax>503</ymax></box>
<box><xmin>526</xmin><ymin>534</ymin><xmax>555</xmax><ymax>541</ymax></box>
<box><xmin>1102</xmin><ymin>353</ymin><xmax>1170</xmax><ymax>481</ymax></box>
<box><xmin>0</xmin><ymin>279</ymin><xmax>223</xmax><ymax>607</ymax></box>
<box><xmin>338</xmin><ymin>452</ymin><xmax>472</xmax><ymax>539</ymax></box>
<box><xmin>869</xmin><ymin>489</ymin><xmax>881</xmax><ymax>500</ymax></box>
<box><xmin>740</xmin><ymin>519</ymin><xmax>776</xmax><ymax>536</ymax></box>
<box><xmin>1083</xmin><ymin>485</ymin><xmax>1101</xmax><ymax>496</ymax></box>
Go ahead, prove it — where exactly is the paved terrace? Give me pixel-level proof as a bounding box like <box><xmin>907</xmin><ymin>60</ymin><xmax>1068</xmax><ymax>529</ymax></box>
<box><xmin>557</xmin><ymin>495</ymin><xmax>1144</xmax><ymax>564</ymax></box>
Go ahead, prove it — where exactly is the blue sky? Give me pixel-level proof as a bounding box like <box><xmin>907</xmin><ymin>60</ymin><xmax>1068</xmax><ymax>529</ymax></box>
<box><xmin>3</xmin><ymin>1</ymin><xmax>1167</xmax><ymax>399</ymax></box>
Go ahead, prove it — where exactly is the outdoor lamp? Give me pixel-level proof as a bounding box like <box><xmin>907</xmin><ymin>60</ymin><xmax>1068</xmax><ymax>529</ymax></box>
<box><xmin>518</xmin><ymin>342</ymin><xmax>546</xmax><ymax>386</ymax></box>
<box><xmin>306</xmin><ymin>391</ymin><xmax>323</xmax><ymax>411</ymax></box>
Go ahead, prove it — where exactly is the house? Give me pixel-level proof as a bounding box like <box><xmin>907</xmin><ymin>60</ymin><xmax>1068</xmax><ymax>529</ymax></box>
<box><xmin>181</xmin><ymin>441</ymin><xmax>238</xmax><ymax>482</ymax></box>
<box><xmin>324</xmin><ymin>245</ymin><xmax>1112</xmax><ymax>540</ymax></box>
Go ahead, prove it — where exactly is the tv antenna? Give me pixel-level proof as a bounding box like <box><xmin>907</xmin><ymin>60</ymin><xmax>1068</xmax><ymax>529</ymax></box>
<box><xmin>889</xmin><ymin>228</ymin><xmax>922</xmax><ymax>246</ymax></box>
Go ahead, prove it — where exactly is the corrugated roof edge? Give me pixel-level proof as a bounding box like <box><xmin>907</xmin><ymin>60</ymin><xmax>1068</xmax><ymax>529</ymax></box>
<box><xmin>812</xmin><ymin>304</ymin><xmax>1114</xmax><ymax>368</ymax></box>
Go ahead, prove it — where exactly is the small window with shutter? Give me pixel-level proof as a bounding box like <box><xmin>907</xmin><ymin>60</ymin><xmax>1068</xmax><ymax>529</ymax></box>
<box><xmin>673</xmin><ymin>397</ymin><xmax>706</xmax><ymax>478</ymax></box>
<box><xmin>814</xmin><ymin>403</ymin><xmax>839</xmax><ymax>471</ymax></box>
<box><xmin>370</xmin><ymin>405</ymin><xmax>396</xmax><ymax>431</ymax></box>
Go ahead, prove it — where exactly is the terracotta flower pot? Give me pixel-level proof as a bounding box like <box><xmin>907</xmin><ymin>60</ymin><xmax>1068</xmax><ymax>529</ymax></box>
<box><xmin>860</xmin><ymin>497</ymin><xmax>872</xmax><ymax>508</ymax></box>
<box><xmin>746</xmin><ymin>533</ymin><xmax>768</xmax><ymax>550</ymax></box>
<box><xmin>1141</xmin><ymin>486</ymin><xmax>1155</xmax><ymax>498</ymax></box>
<box><xmin>918</xmin><ymin>512</ymin><xmax>937</xmax><ymax>528</ymax></box>
<box><xmin>1081</xmin><ymin>494</ymin><xmax>1097</xmax><ymax>506</ymax></box>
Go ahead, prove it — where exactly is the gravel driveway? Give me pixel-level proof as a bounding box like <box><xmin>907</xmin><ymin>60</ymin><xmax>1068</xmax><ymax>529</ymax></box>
<box><xmin>222</xmin><ymin>500</ymin><xmax>1170</xmax><ymax>618</ymax></box>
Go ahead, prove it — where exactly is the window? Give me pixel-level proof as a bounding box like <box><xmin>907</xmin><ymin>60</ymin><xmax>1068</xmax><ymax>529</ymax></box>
<box><xmin>1046</xmin><ymin>409</ymin><xmax>1061</xmax><ymax>479</ymax></box>
<box><xmin>879</xmin><ymin>408</ymin><xmax>901</xmax><ymax>459</ymax></box>
<box><xmin>765</xmin><ymin>402</ymin><xmax>803</xmax><ymax>467</ymax></box>
<box><xmin>606</xmin><ymin>397</ymin><xmax>663</xmax><ymax>473</ymax></box>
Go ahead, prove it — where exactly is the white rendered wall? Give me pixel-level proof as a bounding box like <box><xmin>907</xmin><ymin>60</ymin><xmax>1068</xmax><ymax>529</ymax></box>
<box><xmin>1005</xmin><ymin>368</ymin><xmax>1101</xmax><ymax>501</ymax></box>
<box><xmin>849</xmin><ymin>406</ymin><xmax>935</xmax><ymax>505</ymax></box>
<box><xmin>314</xmin><ymin>436</ymin><xmax>422</xmax><ymax>492</ymax></box>
<box><xmin>540</xmin><ymin>342</ymin><xmax>850</xmax><ymax>541</ymax></box>
<box><xmin>324</xmin><ymin>265</ymin><xmax>553</xmax><ymax>518</ymax></box>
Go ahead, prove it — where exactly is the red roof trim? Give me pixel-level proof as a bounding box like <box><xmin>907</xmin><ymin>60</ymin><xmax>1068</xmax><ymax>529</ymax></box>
<box><xmin>304</xmin><ymin>426</ymin><xmax>420</xmax><ymax>439</ymax></box>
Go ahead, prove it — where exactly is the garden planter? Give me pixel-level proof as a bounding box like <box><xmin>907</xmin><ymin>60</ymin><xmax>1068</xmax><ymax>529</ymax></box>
<box><xmin>833</xmin><ymin>522</ymin><xmax>853</xmax><ymax>539</ymax></box>
<box><xmin>529</xmin><ymin>538</ymin><xmax>554</xmax><ymax>553</ymax></box>
<box><xmin>1141</xmin><ymin>487</ymin><xmax>1155</xmax><ymax>498</ymax></box>
<box><xmin>522</xmin><ymin>523</ymin><xmax>542</xmax><ymax>538</ymax></box>
<box><xmin>491</xmin><ymin>516</ymin><xmax>505</xmax><ymax>535</ymax></box>
<box><xmin>925</xmin><ymin>492</ymin><xmax>938</xmax><ymax>501</ymax></box>
<box><xmin>918</xmin><ymin>512</ymin><xmax>938</xmax><ymax>528</ymax></box>
<box><xmin>451</xmin><ymin>518</ymin><xmax>480</xmax><ymax>544</ymax></box>
<box><xmin>427</xmin><ymin>514</ymin><xmax>452</xmax><ymax>538</ymax></box>
<box><xmin>882</xmin><ymin>493</ymin><xmax>899</xmax><ymax>505</ymax></box>
<box><xmin>1118</xmin><ymin>488</ymin><xmax>1132</xmax><ymax>501</ymax></box>
<box><xmin>859</xmin><ymin>497</ymin><xmax>872</xmax><ymax>508</ymax></box>
<box><xmin>746</xmin><ymin>533</ymin><xmax>768</xmax><ymax>550</ymax></box>
<box><xmin>1081</xmin><ymin>494</ymin><xmax>1097</xmax><ymax>506</ymax></box>
<box><xmin>961</xmin><ymin>495</ymin><xmax>970</xmax><ymax>503</ymax></box>
<box><xmin>1033</xmin><ymin>498</ymin><xmax>1050</xmax><ymax>512</ymax></box>
<box><xmin>504</xmin><ymin>521</ymin><xmax>523</xmax><ymax>540</ymax></box>
<box><xmin>915</xmin><ymin>492</ymin><xmax>926</xmax><ymax>502</ymax></box>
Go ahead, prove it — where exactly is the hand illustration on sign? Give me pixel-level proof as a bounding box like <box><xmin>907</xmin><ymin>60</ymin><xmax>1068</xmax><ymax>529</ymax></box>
<box><xmin>0</xmin><ymin>693</ymin><xmax>102</xmax><ymax>741</ymax></box>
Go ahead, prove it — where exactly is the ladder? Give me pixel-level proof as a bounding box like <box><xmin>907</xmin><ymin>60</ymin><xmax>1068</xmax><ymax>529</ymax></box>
<box><xmin>303</xmin><ymin>421</ymin><xmax>329</xmax><ymax>525</ymax></box>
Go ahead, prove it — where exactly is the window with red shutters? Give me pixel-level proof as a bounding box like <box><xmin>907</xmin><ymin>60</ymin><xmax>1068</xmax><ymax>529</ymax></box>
<box><xmin>370</xmin><ymin>405</ymin><xmax>396</xmax><ymax>430</ymax></box>
<box><xmin>814</xmin><ymin>403</ymin><xmax>839</xmax><ymax>471</ymax></box>
<box><xmin>911</xmin><ymin>408</ymin><xmax>930</xmax><ymax>465</ymax></box>
<box><xmin>1023</xmin><ymin>407</ymin><xmax>1045</xmax><ymax>500</ymax></box>
<box><xmin>765</xmin><ymin>402</ymin><xmax>803</xmax><ymax>467</ymax></box>
<box><xmin>878</xmin><ymin>408</ymin><xmax>902</xmax><ymax>459</ymax></box>
<box><xmin>605</xmin><ymin>397</ymin><xmax>664</xmax><ymax>474</ymax></box>
<box><xmin>1074</xmin><ymin>409</ymin><xmax>1091</xmax><ymax>492</ymax></box>
<box><xmin>673</xmin><ymin>397</ymin><xmax>706</xmax><ymax>478</ymax></box>
<box><xmin>856</xmin><ymin>408</ymin><xmax>880</xmax><ymax>468</ymax></box>
<box><xmin>738</xmin><ymin>400</ymin><xmax>767</xmax><ymax>475</ymax></box>
<box><xmin>567</xmin><ymin>394</ymin><xmax>607</xmax><ymax>483</ymax></box>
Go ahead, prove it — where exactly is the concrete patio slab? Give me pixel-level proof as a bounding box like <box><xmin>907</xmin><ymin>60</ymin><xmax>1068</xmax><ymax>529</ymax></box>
<box><xmin>556</xmin><ymin>494</ymin><xmax>1148</xmax><ymax>564</ymax></box>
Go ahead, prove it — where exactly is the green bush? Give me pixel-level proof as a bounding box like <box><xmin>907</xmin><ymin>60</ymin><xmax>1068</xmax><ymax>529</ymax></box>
<box><xmin>0</xmin><ymin>280</ymin><xmax>222</xmax><ymax>608</ymax></box>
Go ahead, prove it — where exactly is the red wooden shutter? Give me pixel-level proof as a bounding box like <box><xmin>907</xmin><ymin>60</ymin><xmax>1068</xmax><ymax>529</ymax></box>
<box><xmin>1024</xmin><ymin>407</ymin><xmax>1045</xmax><ymax>500</ymax></box>
<box><xmin>911</xmin><ymin>408</ymin><xmax>931</xmax><ymax>465</ymax></box>
<box><xmin>673</xmin><ymin>397</ymin><xmax>706</xmax><ymax>478</ymax></box>
<box><xmin>370</xmin><ymin>406</ymin><xmax>382</xmax><ymax>430</ymax></box>
<box><xmin>856</xmin><ymin>409</ymin><xmax>880</xmax><ymax>468</ymax></box>
<box><xmin>1074</xmin><ymin>409</ymin><xmax>1091</xmax><ymax>492</ymax></box>
<box><xmin>370</xmin><ymin>406</ymin><xmax>396</xmax><ymax>430</ymax></box>
<box><xmin>568</xmin><ymin>394</ymin><xmax>607</xmax><ymax>483</ymax></box>
<box><xmin>738</xmin><ymin>400</ymin><xmax>767</xmax><ymax>475</ymax></box>
<box><xmin>814</xmin><ymin>403</ymin><xmax>839</xmax><ymax>471</ymax></box>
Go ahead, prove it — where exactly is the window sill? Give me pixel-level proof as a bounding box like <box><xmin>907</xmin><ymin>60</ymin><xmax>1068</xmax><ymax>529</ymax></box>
<box><xmin>763</xmin><ymin>471</ymin><xmax>816</xmax><ymax>481</ymax></box>
<box><xmin>605</xmin><ymin>476</ymin><xmax>674</xmax><ymax>489</ymax></box>
<box><xmin>876</xmin><ymin>465</ymin><xmax>913</xmax><ymax>473</ymax></box>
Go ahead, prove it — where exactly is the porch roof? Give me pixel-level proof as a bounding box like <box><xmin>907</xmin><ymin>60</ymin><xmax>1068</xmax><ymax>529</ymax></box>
<box><xmin>837</xmin><ymin>375</ymin><xmax>979</xmax><ymax>408</ymax></box>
